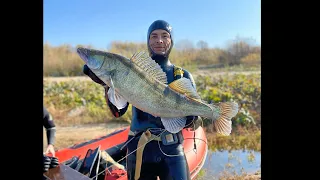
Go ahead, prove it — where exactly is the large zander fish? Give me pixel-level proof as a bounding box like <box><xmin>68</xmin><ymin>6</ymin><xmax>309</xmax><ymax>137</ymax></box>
<box><xmin>77</xmin><ymin>47</ymin><xmax>238</xmax><ymax>135</ymax></box>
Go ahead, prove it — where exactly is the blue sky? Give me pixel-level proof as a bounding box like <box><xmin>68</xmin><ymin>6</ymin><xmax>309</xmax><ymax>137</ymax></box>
<box><xmin>44</xmin><ymin>0</ymin><xmax>260</xmax><ymax>49</ymax></box>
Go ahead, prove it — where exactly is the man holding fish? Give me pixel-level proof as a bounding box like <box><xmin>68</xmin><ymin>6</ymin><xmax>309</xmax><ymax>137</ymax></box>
<box><xmin>79</xmin><ymin>20</ymin><xmax>238</xmax><ymax>180</ymax></box>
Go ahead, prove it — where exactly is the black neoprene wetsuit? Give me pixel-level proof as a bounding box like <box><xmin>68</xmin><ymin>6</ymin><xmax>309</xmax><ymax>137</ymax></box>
<box><xmin>43</xmin><ymin>106</ymin><xmax>56</xmax><ymax>146</ymax></box>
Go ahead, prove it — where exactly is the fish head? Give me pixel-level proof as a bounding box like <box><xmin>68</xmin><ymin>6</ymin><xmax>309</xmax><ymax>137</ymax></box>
<box><xmin>77</xmin><ymin>47</ymin><xmax>124</xmax><ymax>87</ymax></box>
<box><xmin>77</xmin><ymin>47</ymin><xmax>118</xmax><ymax>72</ymax></box>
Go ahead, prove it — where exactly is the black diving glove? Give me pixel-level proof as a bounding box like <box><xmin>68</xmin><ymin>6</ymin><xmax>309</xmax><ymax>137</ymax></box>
<box><xmin>83</xmin><ymin>64</ymin><xmax>107</xmax><ymax>86</ymax></box>
<box><xmin>50</xmin><ymin>157</ymin><xmax>59</xmax><ymax>168</ymax></box>
<box><xmin>43</xmin><ymin>154</ymin><xmax>51</xmax><ymax>172</ymax></box>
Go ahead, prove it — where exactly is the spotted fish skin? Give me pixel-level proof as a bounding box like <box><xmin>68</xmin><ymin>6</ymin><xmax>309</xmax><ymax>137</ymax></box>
<box><xmin>77</xmin><ymin>47</ymin><xmax>239</xmax><ymax>135</ymax></box>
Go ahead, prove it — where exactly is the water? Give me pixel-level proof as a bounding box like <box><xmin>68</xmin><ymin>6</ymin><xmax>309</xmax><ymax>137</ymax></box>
<box><xmin>200</xmin><ymin>149</ymin><xmax>261</xmax><ymax>179</ymax></box>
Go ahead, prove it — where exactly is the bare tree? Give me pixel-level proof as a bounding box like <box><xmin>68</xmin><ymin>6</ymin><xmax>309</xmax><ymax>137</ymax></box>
<box><xmin>226</xmin><ymin>36</ymin><xmax>257</xmax><ymax>65</ymax></box>
<box><xmin>196</xmin><ymin>40</ymin><xmax>209</xmax><ymax>50</ymax></box>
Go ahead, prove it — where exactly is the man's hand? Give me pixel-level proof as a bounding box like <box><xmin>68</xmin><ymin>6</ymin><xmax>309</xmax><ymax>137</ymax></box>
<box><xmin>50</xmin><ymin>157</ymin><xmax>59</xmax><ymax>169</ymax></box>
<box><xmin>45</xmin><ymin>144</ymin><xmax>55</xmax><ymax>157</ymax></box>
<box><xmin>43</xmin><ymin>154</ymin><xmax>60</xmax><ymax>172</ymax></box>
<box><xmin>83</xmin><ymin>64</ymin><xmax>106</xmax><ymax>86</ymax></box>
<box><xmin>107</xmin><ymin>87</ymin><xmax>128</xmax><ymax>109</ymax></box>
<box><xmin>43</xmin><ymin>154</ymin><xmax>51</xmax><ymax>172</ymax></box>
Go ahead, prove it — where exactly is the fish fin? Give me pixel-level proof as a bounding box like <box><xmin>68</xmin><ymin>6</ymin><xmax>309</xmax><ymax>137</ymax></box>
<box><xmin>209</xmin><ymin>102</ymin><xmax>239</xmax><ymax>136</ymax></box>
<box><xmin>161</xmin><ymin>117</ymin><xmax>187</xmax><ymax>133</ymax></box>
<box><xmin>109</xmin><ymin>77</ymin><xmax>118</xmax><ymax>101</ymax></box>
<box><xmin>213</xmin><ymin>117</ymin><xmax>232</xmax><ymax>136</ymax></box>
<box><xmin>168</xmin><ymin>77</ymin><xmax>201</xmax><ymax>100</ymax></box>
<box><xmin>109</xmin><ymin>77</ymin><xmax>115</xmax><ymax>90</ymax></box>
<box><xmin>130</xmin><ymin>51</ymin><xmax>168</xmax><ymax>84</ymax></box>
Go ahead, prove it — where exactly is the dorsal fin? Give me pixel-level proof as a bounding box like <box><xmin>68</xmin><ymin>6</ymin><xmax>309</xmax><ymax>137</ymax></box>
<box><xmin>168</xmin><ymin>77</ymin><xmax>201</xmax><ymax>100</ymax></box>
<box><xmin>130</xmin><ymin>51</ymin><xmax>168</xmax><ymax>84</ymax></box>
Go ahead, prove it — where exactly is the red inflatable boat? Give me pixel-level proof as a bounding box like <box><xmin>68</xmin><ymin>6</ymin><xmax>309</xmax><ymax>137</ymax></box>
<box><xmin>43</xmin><ymin>126</ymin><xmax>208</xmax><ymax>180</ymax></box>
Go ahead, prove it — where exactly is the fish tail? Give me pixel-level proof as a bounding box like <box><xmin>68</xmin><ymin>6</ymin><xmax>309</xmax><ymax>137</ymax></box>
<box><xmin>208</xmin><ymin>102</ymin><xmax>239</xmax><ymax>136</ymax></box>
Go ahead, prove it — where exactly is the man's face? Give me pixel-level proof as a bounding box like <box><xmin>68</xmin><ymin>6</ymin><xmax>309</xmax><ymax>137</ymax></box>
<box><xmin>149</xmin><ymin>29</ymin><xmax>172</xmax><ymax>55</ymax></box>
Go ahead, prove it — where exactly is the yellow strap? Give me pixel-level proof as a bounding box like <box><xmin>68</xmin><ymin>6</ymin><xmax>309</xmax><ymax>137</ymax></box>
<box><xmin>129</xmin><ymin>130</ymin><xmax>161</xmax><ymax>141</ymax></box>
<box><xmin>174</xmin><ymin>66</ymin><xmax>184</xmax><ymax>77</ymax></box>
<box><xmin>134</xmin><ymin>130</ymin><xmax>161</xmax><ymax>180</ymax></box>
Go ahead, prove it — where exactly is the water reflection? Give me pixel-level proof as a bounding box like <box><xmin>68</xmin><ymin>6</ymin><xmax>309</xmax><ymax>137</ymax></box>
<box><xmin>200</xmin><ymin>149</ymin><xmax>261</xmax><ymax>179</ymax></box>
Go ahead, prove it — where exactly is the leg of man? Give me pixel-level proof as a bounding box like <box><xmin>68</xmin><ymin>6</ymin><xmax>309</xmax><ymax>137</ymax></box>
<box><xmin>157</xmin><ymin>144</ymin><xmax>191</xmax><ymax>180</ymax></box>
<box><xmin>126</xmin><ymin>136</ymin><xmax>158</xmax><ymax>180</ymax></box>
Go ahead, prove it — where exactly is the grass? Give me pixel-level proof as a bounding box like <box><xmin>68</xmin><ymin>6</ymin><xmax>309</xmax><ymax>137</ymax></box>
<box><xmin>43</xmin><ymin>123</ymin><xmax>129</xmax><ymax>151</ymax></box>
<box><xmin>204</xmin><ymin>126</ymin><xmax>261</xmax><ymax>152</ymax></box>
<box><xmin>43</xmin><ymin>39</ymin><xmax>261</xmax><ymax>77</ymax></box>
<box><xmin>43</xmin><ymin>80</ymin><xmax>133</xmax><ymax>126</ymax></box>
<box><xmin>195</xmin><ymin>169</ymin><xmax>261</xmax><ymax>180</ymax></box>
<box><xmin>44</xmin><ymin>73</ymin><xmax>261</xmax><ymax>128</ymax></box>
<box><xmin>217</xmin><ymin>170</ymin><xmax>261</xmax><ymax>180</ymax></box>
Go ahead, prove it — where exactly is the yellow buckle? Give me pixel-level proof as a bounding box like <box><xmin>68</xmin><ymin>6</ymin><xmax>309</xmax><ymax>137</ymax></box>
<box><xmin>174</xmin><ymin>68</ymin><xmax>184</xmax><ymax>77</ymax></box>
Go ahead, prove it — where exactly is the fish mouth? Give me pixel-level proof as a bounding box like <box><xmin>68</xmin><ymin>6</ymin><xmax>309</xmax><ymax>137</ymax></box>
<box><xmin>77</xmin><ymin>47</ymin><xmax>105</xmax><ymax>70</ymax></box>
<box><xmin>77</xmin><ymin>47</ymin><xmax>89</xmax><ymax>63</ymax></box>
